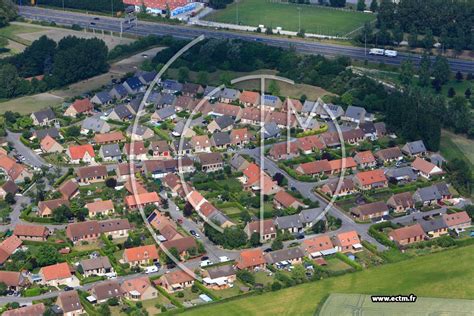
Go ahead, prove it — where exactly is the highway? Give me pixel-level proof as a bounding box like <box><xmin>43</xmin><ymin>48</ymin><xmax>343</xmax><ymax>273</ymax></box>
<box><xmin>19</xmin><ymin>6</ymin><xmax>474</xmax><ymax>73</ymax></box>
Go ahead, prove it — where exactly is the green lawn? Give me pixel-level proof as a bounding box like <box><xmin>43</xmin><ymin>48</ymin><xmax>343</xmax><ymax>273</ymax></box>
<box><xmin>203</xmin><ymin>0</ymin><xmax>375</xmax><ymax>36</ymax></box>
<box><xmin>0</xmin><ymin>23</ymin><xmax>44</xmax><ymax>45</ymax></box>
<box><xmin>180</xmin><ymin>244</ymin><xmax>474</xmax><ymax>315</ymax></box>
<box><xmin>0</xmin><ymin>93</ymin><xmax>64</xmax><ymax>115</ymax></box>
<box><xmin>440</xmin><ymin>130</ymin><xmax>474</xmax><ymax>168</ymax></box>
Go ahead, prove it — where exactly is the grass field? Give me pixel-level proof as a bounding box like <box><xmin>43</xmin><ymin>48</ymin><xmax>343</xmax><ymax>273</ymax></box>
<box><xmin>203</xmin><ymin>0</ymin><xmax>375</xmax><ymax>36</ymax></box>
<box><xmin>319</xmin><ymin>293</ymin><xmax>474</xmax><ymax>316</ymax></box>
<box><xmin>0</xmin><ymin>23</ymin><xmax>44</xmax><ymax>46</ymax></box>
<box><xmin>0</xmin><ymin>93</ymin><xmax>64</xmax><ymax>114</ymax></box>
<box><xmin>440</xmin><ymin>130</ymin><xmax>474</xmax><ymax>168</ymax></box>
<box><xmin>180</xmin><ymin>245</ymin><xmax>474</xmax><ymax>315</ymax></box>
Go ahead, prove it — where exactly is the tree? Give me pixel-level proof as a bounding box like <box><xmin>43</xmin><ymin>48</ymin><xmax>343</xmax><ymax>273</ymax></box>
<box><xmin>271</xmin><ymin>237</ymin><xmax>283</xmax><ymax>250</ymax></box>
<box><xmin>237</xmin><ymin>269</ymin><xmax>255</xmax><ymax>285</ymax></box>
<box><xmin>329</xmin><ymin>0</ymin><xmax>346</xmax><ymax>8</ymax></box>
<box><xmin>290</xmin><ymin>264</ymin><xmax>306</xmax><ymax>284</ymax></box>
<box><xmin>422</xmin><ymin>29</ymin><xmax>435</xmax><ymax>50</ymax></box>
<box><xmin>465</xmin><ymin>88</ymin><xmax>471</xmax><ymax>99</ymax></box>
<box><xmin>418</xmin><ymin>54</ymin><xmax>431</xmax><ymax>87</ymax></box>
<box><xmin>408</xmin><ymin>27</ymin><xmax>418</xmax><ymax>48</ymax></box>
<box><xmin>432</xmin><ymin>55</ymin><xmax>450</xmax><ymax>85</ymax></box>
<box><xmin>64</xmin><ymin>125</ymin><xmax>81</xmax><ymax>137</ymax></box>
<box><xmin>311</xmin><ymin>220</ymin><xmax>326</xmax><ymax>234</ymax></box>
<box><xmin>0</xmin><ymin>282</ymin><xmax>7</xmax><ymax>296</ymax></box>
<box><xmin>4</xmin><ymin>192</ymin><xmax>15</xmax><ymax>205</ymax></box>
<box><xmin>196</xmin><ymin>71</ymin><xmax>209</xmax><ymax>86</ymax></box>
<box><xmin>249</xmin><ymin>232</ymin><xmax>261</xmax><ymax>247</ymax></box>
<box><xmin>392</xmin><ymin>22</ymin><xmax>403</xmax><ymax>44</ymax></box>
<box><xmin>268</xmin><ymin>80</ymin><xmax>280</xmax><ymax>96</ymax></box>
<box><xmin>98</xmin><ymin>303</ymin><xmax>111</xmax><ymax>316</ymax></box>
<box><xmin>455</xmin><ymin>71</ymin><xmax>463</xmax><ymax>82</ymax></box>
<box><xmin>105</xmin><ymin>177</ymin><xmax>117</xmax><ymax>188</ymax></box>
<box><xmin>0</xmin><ymin>0</ymin><xmax>17</xmax><ymax>28</ymax></box>
<box><xmin>272</xmin><ymin>172</ymin><xmax>285</xmax><ymax>186</ymax></box>
<box><xmin>219</xmin><ymin>71</ymin><xmax>232</xmax><ymax>86</ymax></box>
<box><xmin>36</xmin><ymin>245</ymin><xmax>60</xmax><ymax>266</ymax></box>
<box><xmin>447</xmin><ymin>97</ymin><xmax>470</xmax><ymax>133</ymax></box>
<box><xmin>399</xmin><ymin>60</ymin><xmax>414</xmax><ymax>86</ymax></box>
<box><xmin>178</xmin><ymin>66</ymin><xmax>189</xmax><ymax>82</ymax></box>
<box><xmin>356</xmin><ymin>0</ymin><xmax>366</xmax><ymax>11</ymax></box>
<box><xmin>369</xmin><ymin>0</ymin><xmax>378</xmax><ymax>12</ymax></box>
<box><xmin>448</xmin><ymin>87</ymin><xmax>456</xmax><ymax>98</ymax></box>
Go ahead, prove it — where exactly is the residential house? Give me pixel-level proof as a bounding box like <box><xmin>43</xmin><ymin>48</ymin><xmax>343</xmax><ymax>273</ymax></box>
<box><xmin>385</xmin><ymin>167</ymin><xmax>418</xmax><ymax>184</ymax></box>
<box><xmin>295</xmin><ymin>135</ymin><xmax>325</xmax><ymax>154</ymax></box>
<box><xmin>161</xmin><ymin>79</ymin><xmax>183</xmax><ymax>94</ymax></box>
<box><xmin>235</xmin><ymin>249</ymin><xmax>266</xmax><ymax>270</ymax></box>
<box><xmin>333</xmin><ymin>231</ymin><xmax>362</xmax><ymax>253</ymax></box>
<box><xmin>81</xmin><ymin>116</ymin><xmax>111</xmax><ymax>134</ymax></box>
<box><xmin>0</xmin><ymin>180</ymin><xmax>18</xmax><ymax>199</ymax></box>
<box><xmin>80</xmin><ymin>256</ymin><xmax>113</xmax><ymax>277</ymax></box>
<box><xmin>314</xmin><ymin>103</ymin><xmax>344</xmax><ymax>120</ymax></box>
<box><xmin>411</xmin><ymin>157</ymin><xmax>443</xmax><ymax>179</ymax></box>
<box><xmin>3</xmin><ymin>304</ymin><xmax>46</xmax><ymax>316</ymax></box>
<box><xmin>442</xmin><ymin>211</ymin><xmax>471</xmax><ymax>231</ymax></box>
<box><xmin>273</xmin><ymin>191</ymin><xmax>307</xmax><ymax>210</ymax></box>
<box><xmin>126</xmin><ymin>124</ymin><xmax>154</xmax><ymax>141</ymax></box>
<box><xmin>30</xmin><ymin>108</ymin><xmax>56</xmax><ymax>126</ymax></box>
<box><xmin>151</xmin><ymin>107</ymin><xmax>176</xmax><ymax>123</ymax></box>
<box><xmin>64</xmin><ymin>98</ymin><xmax>93</xmax><ymax>117</ymax></box>
<box><xmin>94</xmin><ymin>131</ymin><xmax>125</xmax><ymax>145</ymax></box>
<box><xmin>86</xmin><ymin>200</ymin><xmax>114</xmax><ymax>217</ymax></box>
<box><xmin>265</xmin><ymin>247</ymin><xmax>305</xmax><ymax>267</ymax></box>
<box><xmin>172</xmin><ymin>120</ymin><xmax>196</xmax><ymax>138</ymax></box>
<box><xmin>202</xmin><ymin>265</ymin><xmax>236</xmax><ymax>290</ymax></box>
<box><xmin>342</xmin><ymin>106</ymin><xmax>369</xmax><ymax>125</ymax></box>
<box><xmin>211</xmin><ymin>103</ymin><xmax>242</xmax><ymax>120</ymax></box>
<box><xmin>375</xmin><ymin>147</ymin><xmax>403</xmax><ymax>163</ymax></box>
<box><xmin>389</xmin><ymin>224</ymin><xmax>425</xmax><ymax>246</ymax></box>
<box><xmin>40</xmin><ymin>135</ymin><xmax>63</xmax><ymax>153</ymax></box>
<box><xmin>244</xmin><ymin>219</ymin><xmax>276</xmax><ymax>241</ymax></box>
<box><xmin>420</xmin><ymin>217</ymin><xmax>448</xmax><ymax>238</ymax></box>
<box><xmin>319</xmin><ymin>132</ymin><xmax>341</xmax><ymax>148</ymax></box>
<box><xmin>269</xmin><ymin>142</ymin><xmax>299</xmax><ymax>160</ymax></box>
<box><xmin>181</xmin><ymin>82</ymin><xmax>203</xmax><ymax>97</ymax></box>
<box><xmin>162</xmin><ymin>236</ymin><xmax>198</xmax><ymax>260</ymax></box>
<box><xmin>37</xmin><ymin>198</ymin><xmax>69</xmax><ymax>217</ymax></box>
<box><xmin>66</xmin><ymin>144</ymin><xmax>95</xmax><ymax>164</ymax></box>
<box><xmin>230</xmin><ymin>128</ymin><xmax>251</xmax><ymax>147</ymax></box>
<box><xmin>296</xmin><ymin>160</ymin><xmax>331</xmax><ymax>177</ymax></box>
<box><xmin>66</xmin><ymin>221</ymin><xmax>101</xmax><ymax>244</ymax></box>
<box><xmin>353</xmin><ymin>169</ymin><xmax>388</xmax><ymax>190</ymax></box>
<box><xmin>413</xmin><ymin>182</ymin><xmax>451</xmax><ymax>206</ymax></box>
<box><xmin>158</xmin><ymin>270</ymin><xmax>194</xmax><ymax>293</ymax></box>
<box><xmin>302</xmin><ymin>235</ymin><xmax>337</xmax><ymax>260</ymax></box>
<box><xmin>138</xmin><ymin>70</ymin><xmax>157</xmax><ymax>85</ymax></box>
<box><xmin>33</xmin><ymin>127</ymin><xmax>60</xmax><ymax>141</ymax></box>
<box><xmin>174</xmin><ymin>95</ymin><xmax>196</xmax><ymax>111</ymax></box>
<box><xmin>106</xmin><ymin>104</ymin><xmax>133</xmax><ymax>121</ymax></box>
<box><xmin>354</xmin><ymin>151</ymin><xmax>376</xmax><ymax>169</ymax></box>
<box><xmin>109</xmin><ymin>84</ymin><xmax>128</xmax><ymax>100</ymax></box>
<box><xmin>0</xmin><ymin>154</ymin><xmax>33</xmax><ymax>183</ymax></box>
<box><xmin>76</xmin><ymin>165</ymin><xmax>108</xmax><ymax>184</ymax></box>
<box><xmin>275</xmin><ymin>214</ymin><xmax>303</xmax><ymax>234</ymax></box>
<box><xmin>261</xmin><ymin>122</ymin><xmax>280</xmax><ymax>139</ymax></box>
<box><xmin>155</xmin><ymin>93</ymin><xmax>177</xmax><ymax>109</ymax></box>
<box><xmin>350</xmin><ymin>201</ymin><xmax>389</xmax><ymax>221</ymax></box>
<box><xmin>240</xmin><ymin>163</ymin><xmax>281</xmax><ymax>195</ymax></box>
<box><xmin>387</xmin><ymin>192</ymin><xmax>414</xmax><ymax>213</ymax></box>
<box><xmin>208</xmin><ymin>211</ymin><xmax>235</xmax><ymax>228</ymax></box>
<box><xmin>230</xmin><ymin>154</ymin><xmax>249</xmax><ymax>171</ymax></box>
<box><xmin>190</xmin><ymin>135</ymin><xmax>211</xmax><ymax>153</ymax></box>
<box><xmin>219</xmin><ymin>88</ymin><xmax>240</xmax><ymax>103</ymax></box>
<box><xmin>39</xmin><ymin>262</ymin><xmax>77</xmax><ymax>287</ymax></box>
<box><xmin>282</xmin><ymin>98</ymin><xmax>303</xmax><ymax>113</ymax></box>
<box><xmin>56</xmin><ymin>290</ymin><xmax>84</xmax><ymax>316</ymax></box>
<box><xmin>99</xmin><ymin>218</ymin><xmax>131</xmax><ymax>239</ymax></box>
<box><xmin>211</xmin><ymin>132</ymin><xmax>232</xmax><ymax>149</ymax></box>
<box><xmin>359</xmin><ymin>122</ymin><xmax>378</xmax><ymax>140</ymax></box>
<box><xmin>0</xmin><ymin>271</ymin><xmax>26</xmax><ymax>292</ymax></box>
<box><xmin>125</xmin><ymin>192</ymin><xmax>161</xmax><ymax>209</ymax></box>
<box><xmin>327</xmin><ymin>157</ymin><xmax>357</xmax><ymax>174</ymax></box>
<box><xmin>374</xmin><ymin>122</ymin><xmax>386</xmax><ymax>137</ymax></box>
<box><xmin>116</xmin><ymin>162</ymin><xmax>140</xmax><ymax>182</ymax></box>
<box><xmin>197</xmin><ymin>152</ymin><xmax>224</xmax><ymax>173</ymax></box>
<box><xmin>123</xmin><ymin>245</ymin><xmax>159</xmax><ymax>267</ymax></box>
<box><xmin>241</xmin><ymin>108</ymin><xmax>265</xmax><ymax>126</ymax></box>
<box><xmin>147</xmin><ymin>210</ymin><xmax>176</xmax><ymax>231</ymax></box>
<box><xmin>208</xmin><ymin>115</ymin><xmax>234</xmax><ymax>133</ymax></box>
<box><xmin>402</xmin><ymin>140</ymin><xmax>427</xmax><ymax>157</ymax></box>
<box><xmin>261</xmin><ymin>94</ymin><xmax>282</xmax><ymax>111</ymax></box>
<box><xmin>123</xmin><ymin>77</ymin><xmax>143</xmax><ymax>94</ymax></box>
<box><xmin>239</xmin><ymin>90</ymin><xmax>260</xmax><ymax>106</ymax></box>
<box><xmin>149</xmin><ymin>140</ymin><xmax>171</xmax><ymax>159</ymax></box>
<box><xmin>159</xmin><ymin>224</ymin><xmax>182</xmax><ymax>241</ymax></box>
<box><xmin>123</xmin><ymin>141</ymin><xmax>148</xmax><ymax>161</ymax></box>
<box><xmin>320</xmin><ymin>178</ymin><xmax>356</xmax><ymax>197</ymax></box>
<box><xmin>265</xmin><ymin>111</ymin><xmax>296</xmax><ymax>128</ymax></box>
<box><xmin>0</xmin><ymin>235</ymin><xmax>22</xmax><ymax>265</ymax></box>
<box><xmin>91</xmin><ymin>91</ymin><xmax>112</xmax><ymax>106</ymax></box>
<box><xmin>342</xmin><ymin>129</ymin><xmax>365</xmax><ymax>145</ymax></box>
<box><xmin>90</xmin><ymin>280</ymin><xmax>123</xmax><ymax>303</ymax></box>
<box><xmin>121</xmin><ymin>276</ymin><xmax>158</xmax><ymax>301</ymax></box>
<box><xmin>99</xmin><ymin>144</ymin><xmax>122</xmax><ymax>161</ymax></box>
<box><xmin>13</xmin><ymin>224</ymin><xmax>49</xmax><ymax>242</ymax></box>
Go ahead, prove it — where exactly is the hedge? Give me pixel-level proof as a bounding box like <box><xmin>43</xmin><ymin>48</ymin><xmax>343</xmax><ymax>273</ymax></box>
<box><xmin>368</xmin><ymin>222</ymin><xmax>398</xmax><ymax>249</ymax></box>
<box><xmin>194</xmin><ymin>281</ymin><xmax>220</xmax><ymax>301</ymax></box>
<box><xmin>23</xmin><ymin>288</ymin><xmax>42</xmax><ymax>297</ymax></box>
<box><xmin>54</xmin><ymin>168</ymin><xmax>73</xmax><ymax>187</ymax></box>
<box><xmin>335</xmin><ymin>252</ymin><xmax>362</xmax><ymax>271</ymax></box>
<box><xmin>156</xmin><ymin>285</ymin><xmax>184</xmax><ymax>308</ymax></box>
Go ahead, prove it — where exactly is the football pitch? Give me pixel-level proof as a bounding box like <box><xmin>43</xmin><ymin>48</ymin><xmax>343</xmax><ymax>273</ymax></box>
<box><xmin>318</xmin><ymin>293</ymin><xmax>474</xmax><ymax>315</ymax></box>
<box><xmin>203</xmin><ymin>0</ymin><xmax>375</xmax><ymax>36</ymax></box>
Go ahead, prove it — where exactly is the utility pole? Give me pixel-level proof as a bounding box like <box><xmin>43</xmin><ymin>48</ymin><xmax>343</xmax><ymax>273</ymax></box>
<box><xmin>297</xmin><ymin>7</ymin><xmax>301</xmax><ymax>33</ymax></box>
<box><xmin>111</xmin><ymin>0</ymin><xmax>114</xmax><ymax>17</ymax></box>
<box><xmin>236</xmin><ymin>0</ymin><xmax>239</xmax><ymax>25</ymax></box>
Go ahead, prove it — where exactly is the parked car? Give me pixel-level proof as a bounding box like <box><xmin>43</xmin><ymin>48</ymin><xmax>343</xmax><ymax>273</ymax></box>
<box><xmin>200</xmin><ymin>260</ymin><xmax>213</xmax><ymax>267</ymax></box>
<box><xmin>144</xmin><ymin>265</ymin><xmax>159</xmax><ymax>274</ymax></box>
<box><xmin>219</xmin><ymin>256</ymin><xmax>230</xmax><ymax>263</ymax></box>
<box><xmin>190</xmin><ymin>230</ymin><xmax>200</xmax><ymax>238</ymax></box>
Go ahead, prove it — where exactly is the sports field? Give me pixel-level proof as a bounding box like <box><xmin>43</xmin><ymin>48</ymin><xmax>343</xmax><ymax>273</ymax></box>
<box><xmin>319</xmin><ymin>293</ymin><xmax>474</xmax><ymax>315</ymax></box>
<box><xmin>180</xmin><ymin>245</ymin><xmax>474</xmax><ymax>315</ymax></box>
<box><xmin>203</xmin><ymin>0</ymin><xmax>375</xmax><ymax>36</ymax></box>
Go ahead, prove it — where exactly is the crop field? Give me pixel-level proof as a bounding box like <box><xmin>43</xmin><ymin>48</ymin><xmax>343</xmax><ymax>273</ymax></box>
<box><xmin>203</xmin><ymin>0</ymin><xmax>375</xmax><ymax>36</ymax></box>
<box><xmin>319</xmin><ymin>293</ymin><xmax>474</xmax><ymax>316</ymax></box>
<box><xmin>180</xmin><ymin>245</ymin><xmax>474</xmax><ymax>315</ymax></box>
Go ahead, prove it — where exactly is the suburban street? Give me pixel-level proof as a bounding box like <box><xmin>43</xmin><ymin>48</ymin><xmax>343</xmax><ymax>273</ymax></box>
<box><xmin>18</xmin><ymin>6</ymin><xmax>474</xmax><ymax>73</ymax></box>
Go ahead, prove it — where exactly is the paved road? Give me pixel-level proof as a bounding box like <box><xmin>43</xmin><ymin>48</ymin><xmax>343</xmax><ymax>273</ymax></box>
<box><xmin>18</xmin><ymin>6</ymin><xmax>474</xmax><ymax>73</ymax></box>
<box><xmin>6</xmin><ymin>131</ymin><xmax>47</xmax><ymax>169</ymax></box>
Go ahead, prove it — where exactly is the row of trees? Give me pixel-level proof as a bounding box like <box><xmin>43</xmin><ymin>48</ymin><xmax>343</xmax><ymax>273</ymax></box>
<box><xmin>27</xmin><ymin>0</ymin><xmax>125</xmax><ymax>14</ymax></box>
<box><xmin>0</xmin><ymin>35</ymin><xmax>108</xmax><ymax>99</ymax></box>
<box><xmin>373</xmin><ymin>0</ymin><xmax>474</xmax><ymax>51</ymax></box>
<box><xmin>0</xmin><ymin>0</ymin><xmax>17</xmax><ymax>28</ymax></box>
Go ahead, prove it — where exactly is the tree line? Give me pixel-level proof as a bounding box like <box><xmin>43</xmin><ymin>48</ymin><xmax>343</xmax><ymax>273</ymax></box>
<box><xmin>0</xmin><ymin>0</ymin><xmax>17</xmax><ymax>28</ymax></box>
<box><xmin>359</xmin><ymin>0</ymin><xmax>474</xmax><ymax>51</ymax></box>
<box><xmin>0</xmin><ymin>35</ymin><xmax>108</xmax><ymax>99</ymax></box>
<box><xmin>29</xmin><ymin>0</ymin><xmax>125</xmax><ymax>14</ymax></box>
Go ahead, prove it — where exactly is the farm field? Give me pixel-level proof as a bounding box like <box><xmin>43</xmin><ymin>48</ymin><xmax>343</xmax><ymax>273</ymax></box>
<box><xmin>180</xmin><ymin>244</ymin><xmax>474</xmax><ymax>316</ymax></box>
<box><xmin>203</xmin><ymin>0</ymin><xmax>375</xmax><ymax>36</ymax></box>
<box><xmin>319</xmin><ymin>293</ymin><xmax>474</xmax><ymax>316</ymax></box>
<box><xmin>0</xmin><ymin>93</ymin><xmax>64</xmax><ymax>114</ymax></box>
<box><xmin>440</xmin><ymin>130</ymin><xmax>474</xmax><ymax>168</ymax></box>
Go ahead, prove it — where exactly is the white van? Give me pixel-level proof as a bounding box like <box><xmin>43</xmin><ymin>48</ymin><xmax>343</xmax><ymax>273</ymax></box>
<box><xmin>369</xmin><ymin>48</ymin><xmax>385</xmax><ymax>56</ymax></box>
<box><xmin>384</xmin><ymin>50</ymin><xmax>398</xmax><ymax>57</ymax></box>
<box><xmin>144</xmin><ymin>266</ymin><xmax>159</xmax><ymax>274</ymax></box>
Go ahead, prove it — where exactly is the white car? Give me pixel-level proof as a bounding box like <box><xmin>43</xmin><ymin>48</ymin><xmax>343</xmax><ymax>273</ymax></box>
<box><xmin>144</xmin><ymin>266</ymin><xmax>159</xmax><ymax>274</ymax></box>
<box><xmin>219</xmin><ymin>256</ymin><xmax>229</xmax><ymax>263</ymax></box>
<box><xmin>200</xmin><ymin>260</ymin><xmax>213</xmax><ymax>267</ymax></box>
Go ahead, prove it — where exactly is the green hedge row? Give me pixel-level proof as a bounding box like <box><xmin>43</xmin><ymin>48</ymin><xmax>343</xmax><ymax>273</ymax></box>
<box><xmin>335</xmin><ymin>252</ymin><xmax>362</xmax><ymax>271</ymax></box>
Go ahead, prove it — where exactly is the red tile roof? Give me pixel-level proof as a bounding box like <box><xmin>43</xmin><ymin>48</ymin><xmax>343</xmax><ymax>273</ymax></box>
<box><xmin>354</xmin><ymin>169</ymin><xmax>387</xmax><ymax>186</ymax></box>
<box><xmin>335</xmin><ymin>231</ymin><xmax>360</xmax><ymax>248</ymax></box>
<box><xmin>124</xmin><ymin>245</ymin><xmax>159</xmax><ymax>262</ymax></box>
<box><xmin>125</xmin><ymin>192</ymin><xmax>161</xmax><ymax>208</ymax></box>
<box><xmin>389</xmin><ymin>224</ymin><xmax>425</xmax><ymax>242</ymax></box>
<box><xmin>354</xmin><ymin>151</ymin><xmax>376</xmax><ymax>164</ymax></box>
<box><xmin>239</xmin><ymin>90</ymin><xmax>260</xmax><ymax>105</ymax></box>
<box><xmin>71</xmin><ymin>98</ymin><xmax>93</xmax><ymax>113</ymax></box>
<box><xmin>442</xmin><ymin>211</ymin><xmax>471</xmax><ymax>228</ymax></box>
<box><xmin>94</xmin><ymin>131</ymin><xmax>124</xmax><ymax>144</ymax></box>
<box><xmin>68</xmin><ymin>144</ymin><xmax>95</xmax><ymax>160</ymax></box>
<box><xmin>123</xmin><ymin>0</ymin><xmax>190</xmax><ymax>11</ymax></box>
<box><xmin>274</xmin><ymin>191</ymin><xmax>301</xmax><ymax>209</ymax></box>
<box><xmin>14</xmin><ymin>224</ymin><xmax>49</xmax><ymax>238</ymax></box>
<box><xmin>236</xmin><ymin>249</ymin><xmax>266</xmax><ymax>270</ymax></box>
<box><xmin>40</xmin><ymin>262</ymin><xmax>71</xmax><ymax>281</ymax></box>
<box><xmin>411</xmin><ymin>157</ymin><xmax>443</xmax><ymax>175</ymax></box>
<box><xmin>302</xmin><ymin>235</ymin><xmax>334</xmax><ymax>254</ymax></box>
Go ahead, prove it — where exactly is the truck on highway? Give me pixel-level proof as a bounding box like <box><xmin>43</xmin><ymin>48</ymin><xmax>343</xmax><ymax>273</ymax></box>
<box><xmin>369</xmin><ymin>48</ymin><xmax>398</xmax><ymax>57</ymax></box>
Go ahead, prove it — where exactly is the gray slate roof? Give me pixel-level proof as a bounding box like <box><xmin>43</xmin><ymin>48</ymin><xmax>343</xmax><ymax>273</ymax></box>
<box><xmin>262</xmin><ymin>122</ymin><xmax>280</xmax><ymax>139</ymax></box>
<box><xmin>80</xmin><ymin>256</ymin><xmax>112</xmax><ymax>271</ymax></box>
<box><xmin>34</xmin><ymin>127</ymin><xmax>60</xmax><ymax>140</ymax></box>
<box><xmin>220</xmin><ymin>88</ymin><xmax>240</xmax><ymax>100</ymax></box>
<box><xmin>211</xmin><ymin>132</ymin><xmax>231</xmax><ymax>147</ymax></box>
<box><xmin>155</xmin><ymin>106</ymin><xmax>176</xmax><ymax>120</ymax></box>
<box><xmin>32</xmin><ymin>108</ymin><xmax>55</xmax><ymax>123</ymax></box>
<box><xmin>100</xmin><ymin>144</ymin><xmax>121</xmax><ymax>158</ymax></box>
<box><xmin>215</xmin><ymin>115</ymin><xmax>234</xmax><ymax>129</ymax></box>
<box><xmin>299</xmin><ymin>208</ymin><xmax>320</xmax><ymax>224</ymax></box>
<box><xmin>93</xmin><ymin>91</ymin><xmax>112</xmax><ymax>104</ymax></box>
<box><xmin>344</xmin><ymin>106</ymin><xmax>366</xmax><ymax>121</ymax></box>
<box><xmin>385</xmin><ymin>167</ymin><xmax>418</xmax><ymax>182</ymax></box>
<box><xmin>275</xmin><ymin>214</ymin><xmax>303</xmax><ymax>230</ymax></box>
<box><xmin>402</xmin><ymin>140</ymin><xmax>427</xmax><ymax>155</ymax></box>
<box><xmin>420</xmin><ymin>217</ymin><xmax>448</xmax><ymax>233</ymax></box>
<box><xmin>265</xmin><ymin>247</ymin><xmax>305</xmax><ymax>264</ymax></box>
<box><xmin>82</xmin><ymin>116</ymin><xmax>109</xmax><ymax>133</ymax></box>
